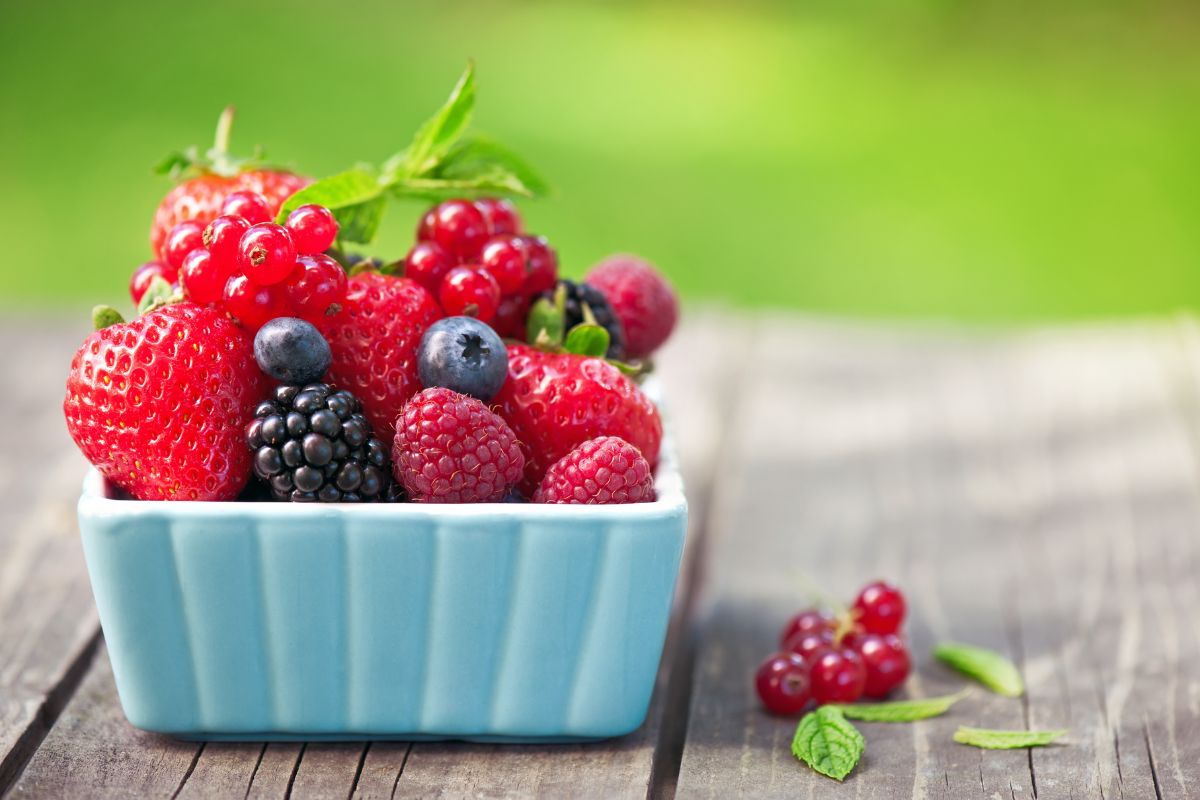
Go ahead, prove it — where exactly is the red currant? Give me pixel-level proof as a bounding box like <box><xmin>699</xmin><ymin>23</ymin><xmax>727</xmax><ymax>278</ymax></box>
<box><xmin>285</xmin><ymin>254</ymin><xmax>348</xmax><ymax>323</ymax></box>
<box><xmin>493</xmin><ymin>293</ymin><xmax>531</xmax><ymax>339</ymax></box>
<box><xmin>853</xmin><ymin>581</ymin><xmax>907</xmax><ymax>635</ymax></box>
<box><xmin>404</xmin><ymin>241</ymin><xmax>456</xmax><ymax>294</ymax></box>
<box><xmin>129</xmin><ymin>262</ymin><xmax>175</xmax><ymax>304</ymax></box>
<box><xmin>221</xmin><ymin>190</ymin><xmax>272</xmax><ymax>225</ymax></box>
<box><xmin>438</xmin><ymin>267</ymin><xmax>501</xmax><ymax>322</ymax></box>
<box><xmin>479</xmin><ymin>235</ymin><xmax>527</xmax><ymax>295</ymax></box>
<box><xmin>179</xmin><ymin>248</ymin><xmax>235</xmax><ymax>306</ymax></box>
<box><xmin>416</xmin><ymin>208</ymin><xmax>436</xmax><ymax>241</ymax></box>
<box><xmin>238</xmin><ymin>223</ymin><xmax>298</xmax><ymax>286</ymax></box>
<box><xmin>223</xmin><ymin>274</ymin><xmax>292</xmax><ymax>333</ymax></box>
<box><xmin>163</xmin><ymin>221</ymin><xmax>205</xmax><ymax>270</ymax></box>
<box><xmin>285</xmin><ymin>204</ymin><xmax>339</xmax><ymax>255</ymax></box>
<box><xmin>203</xmin><ymin>215</ymin><xmax>251</xmax><ymax>272</ymax></box>
<box><xmin>520</xmin><ymin>235</ymin><xmax>558</xmax><ymax>295</ymax></box>
<box><xmin>848</xmin><ymin>632</ymin><xmax>911</xmax><ymax>698</ymax></box>
<box><xmin>475</xmin><ymin>197</ymin><xmax>522</xmax><ymax>236</ymax></box>
<box><xmin>784</xmin><ymin>629</ymin><xmax>835</xmax><ymax>662</ymax></box>
<box><xmin>810</xmin><ymin>647</ymin><xmax>867</xmax><ymax>705</ymax></box>
<box><xmin>422</xmin><ymin>199</ymin><xmax>488</xmax><ymax>261</ymax></box>
<box><xmin>755</xmin><ymin>652</ymin><xmax>812</xmax><ymax>715</ymax></box>
<box><xmin>780</xmin><ymin>609</ymin><xmax>836</xmax><ymax>647</ymax></box>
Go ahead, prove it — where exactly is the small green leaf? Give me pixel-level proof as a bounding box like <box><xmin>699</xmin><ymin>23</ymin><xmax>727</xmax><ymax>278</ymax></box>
<box><xmin>934</xmin><ymin>642</ymin><xmax>1024</xmax><ymax>697</ymax></box>
<box><xmin>563</xmin><ymin>324</ymin><xmax>610</xmax><ymax>357</ymax></box>
<box><xmin>953</xmin><ymin>726</ymin><xmax>1067</xmax><ymax>749</ymax></box>
<box><xmin>276</xmin><ymin>167</ymin><xmax>386</xmax><ymax>244</ymax></box>
<box><xmin>432</xmin><ymin>135</ymin><xmax>548</xmax><ymax>197</ymax></box>
<box><xmin>526</xmin><ymin>288</ymin><xmax>565</xmax><ymax>346</ymax></box>
<box><xmin>791</xmin><ymin>706</ymin><xmax>864</xmax><ymax>782</ymax></box>
<box><xmin>92</xmin><ymin>305</ymin><xmax>125</xmax><ymax>331</ymax></box>
<box><xmin>137</xmin><ymin>276</ymin><xmax>175</xmax><ymax>315</ymax></box>
<box><xmin>389</xmin><ymin>171</ymin><xmax>535</xmax><ymax>201</ymax></box>
<box><xmin>834</xmin><ymin>690</ymin><xmax>969</xmax><ymax>722</ymax></box>
<box><xmin>389</xmin><ymin>62</ymin><xmax>476</xmax><ymax>180</ymax></box>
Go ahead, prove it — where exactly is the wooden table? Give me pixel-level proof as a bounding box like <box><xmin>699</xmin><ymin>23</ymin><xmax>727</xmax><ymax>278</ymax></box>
<box><xmin>4</xmin><ymin>310</ymin><xmax>1200</xmax><ymax>798</ymax></box>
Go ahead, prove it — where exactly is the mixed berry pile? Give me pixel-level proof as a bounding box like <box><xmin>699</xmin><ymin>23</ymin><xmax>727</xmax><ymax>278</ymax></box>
<box><xmin>62</xmin><ymin>77</ymin><xmax>679</xmax><ymax>507</ymax></box>
<box><xmin>756</xmin><ymin>581</ymin><xmax>912</xmax><ymax>714</ymax></box>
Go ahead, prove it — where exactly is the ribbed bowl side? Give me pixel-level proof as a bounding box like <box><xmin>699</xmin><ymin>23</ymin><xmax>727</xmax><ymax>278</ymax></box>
<box><xmin>79</xmin><ymin>479</ymin><xmax>686</xmax><ymax>739</ymax></box>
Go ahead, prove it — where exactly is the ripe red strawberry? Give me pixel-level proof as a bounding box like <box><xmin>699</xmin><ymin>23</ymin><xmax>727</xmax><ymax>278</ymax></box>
<box><xmin>584</xmin><ymin>255</ymin><xmax>678</xmax><ymax>359</ymax></box>
<box><xmin>323</xmin><ymin>272</ymin><xmax>442</xmax><ymax>442</ymax></box>
<box><xmin>63</xmin><ymin>303</ymin><xmax>267</xmax><ymax>501</ymax></box>
<box><xmin>392</xmin><ymin>388</ymin><xmax>525</xmax><ymax>503</ymax></box>
<box><xmin>151</xmin><ymin>170</ymin><xmax>309</xmax><ymax>262</ymax></box>
<box><xmin>494</xmin><ymin>344</ymin><xmax>662</xmax><ymax>494</ymax></box>
<box><xmin>533</xmin><ymin>436</ymin><xmax>654</xmax><ymax>504</ymax></box>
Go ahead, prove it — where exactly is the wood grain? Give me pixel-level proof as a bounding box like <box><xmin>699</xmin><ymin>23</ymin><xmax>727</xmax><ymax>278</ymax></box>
<box><xmin>675</xmin><ymin>317</ymin><xmax>1200</xmax><ymax>797</ymax></box>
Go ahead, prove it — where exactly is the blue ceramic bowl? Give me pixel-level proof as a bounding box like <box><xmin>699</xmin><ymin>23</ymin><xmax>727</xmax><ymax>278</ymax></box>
<box><xmin>77</xmin><ymin>436</ymin><xmax>686</xmax><ymax>742</ymax></box>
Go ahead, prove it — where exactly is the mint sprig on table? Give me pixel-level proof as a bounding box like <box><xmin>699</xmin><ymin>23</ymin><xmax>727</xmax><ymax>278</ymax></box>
<box><xmin>277</xmin><ymin>62</ymin><xmax>547</xmax><ymax>247</ymax></box>
<box><xmin>933</xmin><ymin>642</ymin><xmax>1024</xmax><ymax>697</ymax></box>
<box><xmin>791</xmin><ymin>706</ymin><xmax>865</xmax><ymax>782</ymax></box>
<box><xmin>953</xmin><ymin>726</ymin><xmax>1067</xmax><ymax>749</ymax></box>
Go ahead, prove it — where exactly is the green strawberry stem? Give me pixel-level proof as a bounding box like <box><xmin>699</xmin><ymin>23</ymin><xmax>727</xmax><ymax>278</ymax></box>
<box><xmin>92</xmin><ymin>305</ymin><xmax>125</xmax><ymax>331</ymax></box>
<box><xmin>213</xmin><ymin>105</ymin><xmax>235</xmax><ymax>157</ymax></box>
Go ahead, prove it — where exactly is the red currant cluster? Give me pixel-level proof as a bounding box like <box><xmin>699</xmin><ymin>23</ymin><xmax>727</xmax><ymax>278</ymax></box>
<box><xmin>755</xmin><ymin>581</ymin><xmax>911</xmax><ymax>715</ymax></box>
<box><xmin>403</xmin><ymin>198</ymin><xmax>558</xmax><ymax>337</ymax></box>
<box><xmin>129</xmin><ymin>191</ymin><xmax>347</xmax><ymax>333</ymax></box>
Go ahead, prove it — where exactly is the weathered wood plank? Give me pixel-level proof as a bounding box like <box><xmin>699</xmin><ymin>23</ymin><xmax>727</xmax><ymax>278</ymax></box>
<box><xmin>676</xmin><ymin>316</ymin><xmax>1200</xmax><ymax>797</ymax></box>
<box><xmin>0</xmin><ymin>318</ymin><xmax>99</xmax><ymax>793</ymax></box>
<box><xmin>5</xmin><ymin>310</ymin><xmax>739</xmax><ymax>800</ymax></box>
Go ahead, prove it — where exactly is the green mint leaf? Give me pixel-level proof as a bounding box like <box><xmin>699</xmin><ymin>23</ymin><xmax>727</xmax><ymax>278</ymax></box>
<box><xmin>563</xmin><ymin>323</ymin><xmax>610</xmax><ymax>357</ymax></box>
<box><xmin>934</xmin><ymin>642</ymin><xmax>1024</xmax><ymax>697</ymax></box>
<box><xmin>276</xmin><ymin>167</ymin><xmax>386</xmax><ymax>244</ymax></box>
<box><xmin>389</xmin><ymin>171</ymin><xmax>535</xmax><ymax>201</ymax></box>
<box><xmin>526</xmin><ymin>287</ymin><xmax>565</xmax><ymax>346</ymax></box>
<box><xmin>389</xmin><ymin>62</ymin><xmax>476</xmax><ymax>180</ymax></box>
<box><xmin>92</xmin><ymin>305</ymin><xmax>125</xmax><ymax>331</ymax></box>
<box><xmin>432</xmin><ymin>135</ymin><xmax>548</xmax><ymax>197</ymax></box>
<box><xmin>834</xmin><ymin>690</ymin><xmax>969</xmax><ymax>722</ymax></box>
<box><xmin>137</xmin><ymin>276</ymin><xmax>175</xmax><ymax>315</ymax></box>
<box><xmin>791</xmin><ymin>706</ymin><xmax>864</xmax><ymax>782</ymax></box>
<box><xmin>953</xmin><ymin>726</ymin><xmax>1067</xmax><ymax>749</ymax></box>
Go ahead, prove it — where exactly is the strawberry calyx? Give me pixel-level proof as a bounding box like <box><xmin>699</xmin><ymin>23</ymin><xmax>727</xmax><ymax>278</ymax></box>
<box><xmin>154</xmin><ymin>106</ymin><xmax>272</xmax><ymax>181</ymax></box>
<box><xmin>525</xmin><ymin>285</ymin><xmax>646</xmax><ymax>377</ymax></box>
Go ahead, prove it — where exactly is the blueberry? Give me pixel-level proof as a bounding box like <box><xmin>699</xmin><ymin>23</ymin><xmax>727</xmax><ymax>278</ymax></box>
<box><xmin>417</xmin><ymin>316</ymin><xmax>509</xmax><ymax>401</ymax></box>
<box><xmin>253</xmin><ymin>318</ymin><xmax>332</xmax><ymax>385</ymax></box>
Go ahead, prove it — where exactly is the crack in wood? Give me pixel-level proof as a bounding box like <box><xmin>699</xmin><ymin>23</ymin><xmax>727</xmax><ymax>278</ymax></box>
<box><xmin>387</xmin><ymin>744</ymin><xmax>413</xmax><ymax>800</ymax></box>
<box><xmin>1143</xmin><ymin>719</ymin><xmax>1163</xmax><ymax>800</ymax></box>
<box><xmin>283</xmin><ymin>743</ymin><xmax>306</xmax><ymax>800</ymax></box>
<box><xmin>170</xmin><ymin>742</ymin><xmax>206</xmax><ymax>800</ymax></box>
<box><xmin>242</xmin><ymin>743</ymin><xmax>267</xmax><ymax>800</ymax></box>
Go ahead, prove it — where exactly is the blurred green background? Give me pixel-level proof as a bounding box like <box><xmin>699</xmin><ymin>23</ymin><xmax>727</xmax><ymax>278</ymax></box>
<box><xmin>1</xmin><ymin>0</ymin><xmax>1197</xmax><ymax>320</ymax></box>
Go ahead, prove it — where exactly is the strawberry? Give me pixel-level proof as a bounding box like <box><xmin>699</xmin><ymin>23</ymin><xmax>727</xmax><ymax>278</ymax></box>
<box><xmin>323</xmin><ymin>272</ymin><xmax>443</xmax><ymax>442</ymax></box>
<box><xmin>584</xmin><ymin>255</ymin><xmax>678</xmax><ymax>359</ymax></box>
<box><xmin>494</xmin><ymin>343</ymin><xmax>662</xmax><ymax>494</ymax></box>
<box><xmin>63</xmin><ymin>303</ymin><xmax>267</xmax><ymax>501</ymax></box>
<box><xmin>149</xmin><ymin>108</ymin><xmax>309</xmax><ymax>261</ymax></box>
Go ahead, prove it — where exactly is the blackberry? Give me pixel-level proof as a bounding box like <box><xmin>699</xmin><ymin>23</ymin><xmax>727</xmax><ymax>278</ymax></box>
<box><xmin>245</xmin><ymin>382</ymin><xmax>392</xmax><ymax>502</ymax></box>
<box><xmin>539</xmin><ymin>279</ymin><xmax>626</xmax><ymax>359</ymax></box>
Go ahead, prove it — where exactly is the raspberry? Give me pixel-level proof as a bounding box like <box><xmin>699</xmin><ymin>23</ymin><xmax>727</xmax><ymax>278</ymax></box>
<box><xmin>63</xmin><ymin>303</ymin><xmax>267</xmax><ymax>501</ymax></box>
<box><xmin>533</xmin><ymin>436</ymin><xmax>654</xmax><ymax>504</ymax></box>
<box><xmin>392</xmin><ymin>387</ymin><xmax>524</xmax><ymax>503</ymax></box>
<box><xmin>246</xmin><ymin>382</ymin><xmax>390</xmax><ymax>502</ymax></box>
<box><xmin>438</xmin><ymin>266</ymin><xmax>501</xmax><ymax>322</ymax></box>
<box><xmin>584</xmin><ymin>255</ymin><xmax>679</xmax><ymax>359</ymax></box>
